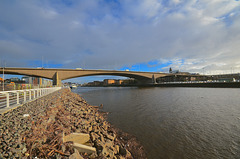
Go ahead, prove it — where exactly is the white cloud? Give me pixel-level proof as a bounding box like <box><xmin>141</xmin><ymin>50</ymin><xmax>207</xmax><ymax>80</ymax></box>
<box><xmin>41</xmin><ymin>9</ymin><xmax>58</xmax><ymax>19</ymax></box>
<box><xmin>0</xmin><ymin>0</ymin><xmax>240</xmax><ymax>76</ymax></box>
<box><xmin>140</xmin><ymin>0</ymin><xmax>162</xmax><ymax>18</ymax></box>
<box><xmin>171</xmin><ymin>0</ymin><xmax>181</xmax><ymax>5</ymax></box>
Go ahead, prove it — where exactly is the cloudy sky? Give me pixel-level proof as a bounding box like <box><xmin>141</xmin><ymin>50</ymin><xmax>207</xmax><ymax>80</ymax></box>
<box><xmin>0</xmin><ymin>0</ymin><xmax>240</xmax><ymax>82</ymax></box>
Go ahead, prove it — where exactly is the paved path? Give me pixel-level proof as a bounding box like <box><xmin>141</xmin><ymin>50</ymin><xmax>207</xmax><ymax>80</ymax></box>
<box><xmin>0</xmin><ymin>104</ymin><xmax>23</xmax><ymax>114</ymax></box>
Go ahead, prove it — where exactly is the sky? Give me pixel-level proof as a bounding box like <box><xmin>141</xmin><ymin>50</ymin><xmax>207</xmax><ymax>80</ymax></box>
<box><xmin>0</xmin><ymin>0</ymin><xmax>240</xmax><ymax>83</ymax></box>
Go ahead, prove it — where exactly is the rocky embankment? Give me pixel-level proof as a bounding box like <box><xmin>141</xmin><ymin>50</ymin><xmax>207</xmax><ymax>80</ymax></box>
<box><xmin>0</xmin><ymin>88</ymin><xmax>146</xmax><ymax>158</ymax></box>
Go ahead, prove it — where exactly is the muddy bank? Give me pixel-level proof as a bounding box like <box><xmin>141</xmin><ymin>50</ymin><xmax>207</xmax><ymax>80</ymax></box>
<box><xmin>0</xmin><ymin>88</ymin><xmax>146</xmax><ymax>158</ymax></box>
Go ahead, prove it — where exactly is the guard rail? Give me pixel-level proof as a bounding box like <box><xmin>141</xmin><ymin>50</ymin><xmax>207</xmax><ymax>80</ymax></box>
<box><xmin>0</xmin><ymin>87</ymin><xmax>61</xmax><ymax>108</ymax></box>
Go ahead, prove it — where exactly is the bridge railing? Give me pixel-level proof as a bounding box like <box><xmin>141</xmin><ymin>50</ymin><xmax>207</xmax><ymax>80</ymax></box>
<box><xmin>0</xmin><ymin>87</ymin><xmax>61</xmax><ymax>109</ymax></box>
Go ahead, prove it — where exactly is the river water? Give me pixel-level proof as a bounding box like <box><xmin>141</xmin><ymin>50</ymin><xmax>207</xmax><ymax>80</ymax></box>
<box><xmin>72</xmin><ymin>87</ymin><xmax>240</xmax><ymax>159</ymax></box>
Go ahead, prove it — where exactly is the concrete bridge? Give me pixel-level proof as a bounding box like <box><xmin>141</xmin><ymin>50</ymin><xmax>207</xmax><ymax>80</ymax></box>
<box><xmin>0</xmin><ymin>67</ymin><xmax>169</xmax><ymax>86</ymax></box>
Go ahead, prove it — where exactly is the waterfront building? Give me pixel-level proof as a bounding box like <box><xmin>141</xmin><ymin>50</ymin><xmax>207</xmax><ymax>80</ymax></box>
<box><xmin>86</xmin><ymin>81</ymin><xmax>104</xmax><ymax>86</ymax></box>
<box><xmin>10</xmin><ymin>77</ymin><xmax>20</xmax><ymax>82</ymax></box>
<box><xmin>85</xmin><ymin>78</ymin><xmax>137</xmax><ymax>86</ymax></box>
<box><xmin>21</xmin><ymin>76</ymin><xmax>34</xmax><ymax>84</ymax></box>
<box><xmin>157</xmin><ymin>74</ymin><xmax>208</xmax><ymax>83</ymax></box>
<box><xmin>211</xmin><ymin>74</ymin><xmax>240</xmax><ymax>82</ymax></box>
<box><xmin>42</xmin><ymin>79</ymin><xmax>52</xmax><ymax>86</ymax></box>
<box><xmin>115</xmin><ymin>80</ymin><xmax>124</xmax><ymax>85</ymax></box>
<box><xmin>93</xmin><ymin>81</ymin><xmax>104</xmax><ymax>86</ymax></box>
<box><xmin>120</xmin><ymin>78</ymin><xmax>137</xmax><ymax>85</ymax></box>
<box><xmin>104</xmin><ymin>79</ymin><xmax>115</xmax><ymax>85</ymax></box>
<box><xmin>22</xmin><ymin>76</ymin><xmax>29</xmax><ymax>83</ymax></box>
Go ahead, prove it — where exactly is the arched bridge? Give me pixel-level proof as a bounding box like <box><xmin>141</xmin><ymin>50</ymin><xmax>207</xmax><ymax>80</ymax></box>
<box><xmin>0</xmin><ymin>67</ymin><xmax>169</xmax><ymax>86</ymax></box>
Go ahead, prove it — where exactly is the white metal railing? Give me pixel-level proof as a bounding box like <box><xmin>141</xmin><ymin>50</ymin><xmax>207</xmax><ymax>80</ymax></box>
<box><xmin>0</xmin><ymin>87</ymin><xmax>61</xmax><ymax>108</ymax></box>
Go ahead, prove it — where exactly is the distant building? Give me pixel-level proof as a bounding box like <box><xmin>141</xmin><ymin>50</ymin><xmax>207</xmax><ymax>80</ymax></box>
<box><xmin>21</xmin><ymin>76</ymin><xmax>34</xmax><ymax>84</ymax></box>
<box><xmin>115</xmin><ymin>80</ymin><xmax>124</xmax><ymax>85</ymax></box>
<box><xmin>94</xmin><ymin>81</ymin><xmax>103</xmax><ymax>86</ymax></box>
<box><xmin>121</xmin><ymin>78</ymin><xmax>137</xmax><ymax>85</ymax></box>
<box><xmin>39</xmin><ymin>78</ymin><xmax>42</xmax><ymax>85</ymax></box>
<box><xmin>0</xmin><ymin>77</ymin><xmax>3</xmax><ymax>84</ymax></box>
<box><xmin>87</xmin><ymin>81</ymin><xmax>103</xmax><ymax>86</ymax></box>
<box><xmin>10</xmin><ymin>77</ymin><xmax>20</xmax><ymax>82</ymax></box>
<box><xmin>42</xmin><ymin>79</ymin><xmax>52</xmax><ymax>86</ymax></box>
<box><xmin>21</xmin><ymin>76</ymin><xmax>52</xmax><ymax>86</ymax></box>
<box><xmin>5</xmin><ymin>79</ymin><xmax>11</xmax><ymax>83</ymax></box>
<box><xmin>210</xmin><ymin>73</ymin><xmax>240</xmax><ymax>82</ymax></box>
<box><xmin>22</xmin><ymin>76</ymin><xmax>29</xmax><ymax>83</ymax></box>
<box><xmin>85</xmin><ymin>78</ymin><xmax>137</xmax><ymax>86</ymax></box>
<box><xmin>157</xmin><ymin>74</ymin><xmax>208</xmax><ymax>82</ymax></box>
<box><xmin>33</xmin><ymin>77</ymin><xmax>39</xmax><ymax>85</ymax></box>
<box><xmin>169</xmin><ymin>67</ymin><xmax>192</xmax><ymax>74</ymax></box>
<box><xmin>104</xmin><ymin>79</ymin><xmax>115</xmax><ymax>85</ymax></box>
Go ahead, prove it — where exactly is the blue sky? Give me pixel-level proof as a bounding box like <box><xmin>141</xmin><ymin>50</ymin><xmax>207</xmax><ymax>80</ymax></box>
<box><xmin>0</xmin><ymin>0</ymin><xmax>240</xmax><ymax>83</ymax></box>
<box><xmin>120</xmin><ymin>60</ymin><xmax>173</xmax><ymax>72</ymax></box>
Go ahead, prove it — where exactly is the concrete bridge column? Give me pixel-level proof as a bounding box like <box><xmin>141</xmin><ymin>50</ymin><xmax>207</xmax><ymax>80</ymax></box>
<box><xmin>152</xmin><ymin>74</ymin><xmax>157</xmax><ymax>84</ymax></box>
<box><xmin>53</xmin><ymin>72</ymin><xmax>61</xmax><ymax>86</ymax></box>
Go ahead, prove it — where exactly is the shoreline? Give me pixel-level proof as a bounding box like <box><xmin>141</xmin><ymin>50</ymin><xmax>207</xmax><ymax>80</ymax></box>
<box><xmin>0</xmin><ymin>88</ymin><xmax>146</xmax><ymax>158</ymax></box>
<box><xmin>82</xmin><ymin>81</ymin><xmax>240</xmax><ymax>88</ymax></box>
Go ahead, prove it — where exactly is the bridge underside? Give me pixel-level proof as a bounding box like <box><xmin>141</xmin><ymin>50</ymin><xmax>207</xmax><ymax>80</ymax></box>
<box><xmin>62</xmin><ymin>73</ymin><xmax>155</xmax><ymax>84</ymax></box>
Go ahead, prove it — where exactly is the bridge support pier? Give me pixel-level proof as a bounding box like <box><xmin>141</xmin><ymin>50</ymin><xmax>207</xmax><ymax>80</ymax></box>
<box><xmin>152</xmin><ymin>74</ymin><xmax>157</xmax><ymax>84</ymax></box>
<box><xmin>136</xmin><ymin>75</ymin><xmax>157</xmax><ymax>85</ymax></box>
<box><xmin>53</xmin><ymin>72</ymin><xmax>61</xmax><ymax>86</ymax></box>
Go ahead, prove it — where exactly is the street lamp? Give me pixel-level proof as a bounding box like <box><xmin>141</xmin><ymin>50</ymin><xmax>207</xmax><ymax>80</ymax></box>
<box><xmin>2</xmin><ymin>61</ymin><xmax>6</xmax><ymax>91</ymax></box>
<box><xmin>2</xmin><ymin>67</ymin><xmax>4</xmax><ymax>91</ymax></box>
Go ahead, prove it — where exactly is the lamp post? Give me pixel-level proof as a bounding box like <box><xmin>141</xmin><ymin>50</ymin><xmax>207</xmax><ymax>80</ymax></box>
<box><xmin>2</xmin><ymin>61</ymin><xmax>6</xmax><ymax>91</ymax></box>
<box><xmin>3</xmin><ymin>67</ymin><xmax>4</xmax><ymax>91</ymax></box>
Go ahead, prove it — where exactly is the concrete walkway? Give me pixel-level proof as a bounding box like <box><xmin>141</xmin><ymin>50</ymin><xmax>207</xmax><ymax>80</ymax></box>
<box><xmin>0</xmin><ymin>103</ymin><xmax>23</xmax><ymax>114</ymax></box>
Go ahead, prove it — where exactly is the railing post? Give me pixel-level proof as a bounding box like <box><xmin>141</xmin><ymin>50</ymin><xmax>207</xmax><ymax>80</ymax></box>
<box><xmin>24</xmin><ymin>91</ymin><xmax>26</xmax><ymax>102</ymax></box>
<box><xmin>17</xmin><ymin>92</ymin><xmax>19</xmax><ymax>104</ymax></box>
<box><xmin>29</xmin><ymin>90</ymin><xmax>31</xmax><ymax>100</ymax></box>
<box><xmin>6</xmin><ymin>93</ymin><xmax>9</xmax><ymax>108</ymax></box>
<box><xmin>33</xmin><ymin>90</ymin><xmax>36</xmax><ymax>99</ymax></box>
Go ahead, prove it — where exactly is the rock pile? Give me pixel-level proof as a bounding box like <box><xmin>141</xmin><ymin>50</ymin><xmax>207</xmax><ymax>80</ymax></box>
<box><xmin>0</xmin><ymin>88</ymin><xmax>146</xmax><ymax>158</ymax></box>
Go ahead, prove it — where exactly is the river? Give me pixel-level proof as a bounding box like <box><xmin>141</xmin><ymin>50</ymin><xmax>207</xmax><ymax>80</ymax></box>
<box><xmin>72</xmin><ymin>87</ymin><xmax>240</xmax><ymax>159</ymax></box>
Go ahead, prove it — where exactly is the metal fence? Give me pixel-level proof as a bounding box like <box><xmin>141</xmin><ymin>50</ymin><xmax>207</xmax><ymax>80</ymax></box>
<box><xmin>0</xmin><ymin>87</ymin><xmax>61</xmax><ymax>109</ymax></box>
